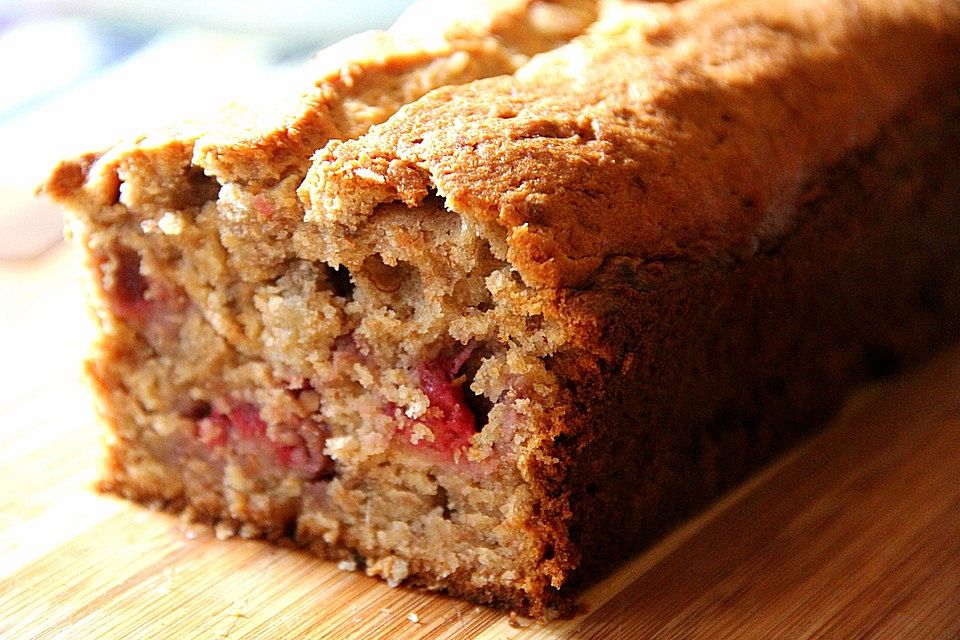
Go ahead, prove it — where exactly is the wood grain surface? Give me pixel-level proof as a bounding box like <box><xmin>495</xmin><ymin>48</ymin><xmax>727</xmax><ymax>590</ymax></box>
<box><xmin>2</xmin><ymin>244</ymin><xmax>960</xmax><ymax>639</ymax></box>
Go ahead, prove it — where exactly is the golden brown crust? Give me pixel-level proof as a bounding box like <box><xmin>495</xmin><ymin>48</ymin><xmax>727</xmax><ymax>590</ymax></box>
<box><xmin>40</xmin><ymin>0</ymin><xmax>601</xmax><ymax>205</ymax></box>
<box><xmin>43</xmin><ymin>152</ymin><xmax>104</xmax><ymax>201</ymax></box>
<box><xmin>303</xmin><ymin>0</ymin><xmax>960</xmax><ymax>288</ymax></box>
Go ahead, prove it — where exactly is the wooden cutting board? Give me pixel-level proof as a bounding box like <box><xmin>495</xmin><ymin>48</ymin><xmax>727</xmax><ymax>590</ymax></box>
<box><xmin>2</xmin><ymin>245</ymin><xmax>960</xmax><ymax>639</ymax></box>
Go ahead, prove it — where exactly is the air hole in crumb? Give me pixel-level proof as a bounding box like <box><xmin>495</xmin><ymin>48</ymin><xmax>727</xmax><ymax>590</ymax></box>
<box><xmin>326</xmin><ymin>264</ymin><xmax>355</xmax><ymax>299</ymax></box>
<box><xmin>362</xmin><ymin>254</ymin><xmax>404</xmax><ymax>293</ymax></box>
<box><xmin>542</xmin><ymin>545</ymin><xmax>555</xmax><ymax>561</ymax></box>
<box><xmin>423</xmin><ymin>189</ymin><xmax>446</xmax><ymax>209</ymax></box>
<box><xmin>180</xmin><ymin>166</ymin><xmax>221</xmax><ymax>208</ymax></box>
<box><xmin>463</xmin><ymin>387</ymin><xmax>492</xmax><ymax>433</ymax></box>
<box><xmin>180</xmin><ymin>399</ymin><xmax>212</xmax><ymax>420</ymax></box>
<box><xmin>435</xmin><ymin>485</ymin><xmax>453</xmax><ymax>520</ymax></box>
<box><xmin>361</xmin><ymin>255</ymin><xmax>421</xmax><ymax>307</ymax></box>
<box><xmin>317</xmin><ymin>465</ymin><xmax>338</xmax><ymax>483</ymax></box>
<box><xmin>455</xmin><ymin>343</ymin><xmax>495</xmax><ymax>432</ymax></box>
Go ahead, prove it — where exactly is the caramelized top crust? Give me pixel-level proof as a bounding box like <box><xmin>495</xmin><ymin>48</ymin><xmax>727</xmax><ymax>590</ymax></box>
<box><xmin>42</xmin><ymin>0</ymin><xmax>599</xmax><ymax>205</ymax></box>
<box><xmin>302</xmin><ymin>0</ymin><xmax>960</xmax><ymax>288</ymax></box>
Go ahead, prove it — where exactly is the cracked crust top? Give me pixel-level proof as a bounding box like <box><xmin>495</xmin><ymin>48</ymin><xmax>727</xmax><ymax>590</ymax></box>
<box><xmin>43</xmin><ymin>0</ymin><xmax>960</xmax><ymax>290</ymax></box>
<box><xmin>301</xmin><ymin>0</ymin><xmax>960</xmax><ymax>288</ymax></box>
<box><xmin>43</xmin><ymin>0</ymin><xmax>600</xmax><ymax>203</ymax></box>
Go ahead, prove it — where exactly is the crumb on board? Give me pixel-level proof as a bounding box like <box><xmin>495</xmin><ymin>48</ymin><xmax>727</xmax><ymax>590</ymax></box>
<box><xmin>508</xmin><ymin>612</ymin><xmax>532</xmax><ymax>628</ymax></box>
<box><xmin>215</xmin><ymin>521</ymin><xmax>238</xmax><ymax>541</ymax></box>
<box><xmin>337</xmin><ymin>558</ymin><xmax>358</xmax><ymax>571</ymax></box>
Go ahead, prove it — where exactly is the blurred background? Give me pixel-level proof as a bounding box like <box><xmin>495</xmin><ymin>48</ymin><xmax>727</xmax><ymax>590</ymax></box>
<box><xmin>0</xmin><ymin>0</ymin><xmax>417</xmax><ymax>261</ymax></box>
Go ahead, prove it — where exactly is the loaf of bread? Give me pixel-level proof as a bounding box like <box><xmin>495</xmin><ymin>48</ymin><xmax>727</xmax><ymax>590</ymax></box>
<box><xmin>43</xmin><ymin>0</ymin><xmax>960</xmax><ymax>618</ymax></box>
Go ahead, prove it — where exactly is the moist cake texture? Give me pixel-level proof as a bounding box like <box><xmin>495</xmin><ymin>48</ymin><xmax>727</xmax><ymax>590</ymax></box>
<box><xmin>42</xmin><ymin>0</ymin><xmax>960</xmax><ymax>618</ymax></box>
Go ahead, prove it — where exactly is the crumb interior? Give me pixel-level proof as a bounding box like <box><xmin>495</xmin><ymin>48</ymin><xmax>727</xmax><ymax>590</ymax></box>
<box><xmin>85</xmin><ymin>180</ymin><xmax>567</xmax><ymax>593</ymax></box>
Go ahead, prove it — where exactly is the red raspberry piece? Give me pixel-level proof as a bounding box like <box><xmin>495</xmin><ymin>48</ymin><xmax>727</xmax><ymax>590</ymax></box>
<box><xmin>251</xmin><ymin>195</ymin><xmax>275</xmax><ymax>219</ymax></box>
<box><xmin>275</xmin><ymin>443</ymin><xmax>304</xmax><ymax>467</ymax></box>
<box><xmin>228</xmin><ymin>403</ymin><xmax>268</xmax><ymax>439</ymax></box>
<box><xmin>402</xmin><ymin>358</ymin><xmax>478</xmax><ymax>460</ymax></box>
<box><xmin>101</xmin><ymin>246</ymin><xmax>188</xmax><ymax>329</ymax></box>
<box><xmin>194</xmin><ymin>402</ymin><xmax>330</xmax><ymax>474</ymax></box>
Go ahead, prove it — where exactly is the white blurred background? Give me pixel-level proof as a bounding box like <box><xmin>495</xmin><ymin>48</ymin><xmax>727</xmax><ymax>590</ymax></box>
<box><xmin>0</xmin><ymin>0</ymin><xmax>416</xmax><ymax>261</ymax></box>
